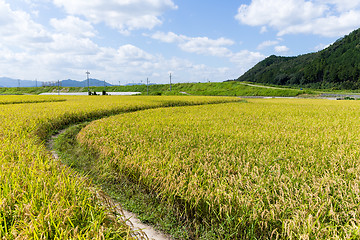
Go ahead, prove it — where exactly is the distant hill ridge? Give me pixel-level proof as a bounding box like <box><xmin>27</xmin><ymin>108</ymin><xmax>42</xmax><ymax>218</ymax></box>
<box><xmin>61</xmin><ymin>79</ymin><xmax>113</xmax><ymax>87</ymax></box>
<box><xmin>237</xmin><ymin>28</ymin><xmax>360</xmax><ymax>90</ymax></box>
<box><xmin>0</xmin><ymin>78</ymin><xmax>113</xmax><ymax>88</ymax></box>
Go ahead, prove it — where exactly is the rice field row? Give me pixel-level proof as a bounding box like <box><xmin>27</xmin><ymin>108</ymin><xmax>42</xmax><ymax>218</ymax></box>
<box><xmin>77</xmin><ymin>98</ymin><xmax>360</xmax><ymax>239</ymax></box>
<box><xmin>0</xmin><ymin>95</ymin><xmax>66</xmax><ymax>105</ymax></box>
<box><xmin>0</xmin><ymin>95</ymin><xmax>239</xmax><ymax>239</ymax></box>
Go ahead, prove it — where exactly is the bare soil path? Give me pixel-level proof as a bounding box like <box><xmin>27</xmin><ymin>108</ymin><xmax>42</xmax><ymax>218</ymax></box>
<box><xmin>47</xmin><ymin>129</ymin><xmax>171</xmax><ymax>240</ymax></box>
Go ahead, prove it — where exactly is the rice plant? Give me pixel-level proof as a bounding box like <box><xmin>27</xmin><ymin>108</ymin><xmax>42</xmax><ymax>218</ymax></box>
<box><xmin>77</xmin><ymin>98</ymin><xmax>360</xmax><ymax>239</ymax></box>
<box><xmin>0</xmin><ymin>95</ymin><xmax>238</xmax><ymax>239</ymax></box>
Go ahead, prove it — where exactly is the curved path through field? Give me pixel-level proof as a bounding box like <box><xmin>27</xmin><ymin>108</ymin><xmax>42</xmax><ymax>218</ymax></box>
<box><xmin>47</xmin><ymin>129</ymin><xmax>171</xmax><ymax>240</ymax></box>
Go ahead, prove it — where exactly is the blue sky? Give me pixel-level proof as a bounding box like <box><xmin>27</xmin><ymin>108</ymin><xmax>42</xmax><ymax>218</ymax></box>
<box><xmin>1</xmin><ymin>0</ymin><xmax>360</xmax><ymax>85</ymax></box>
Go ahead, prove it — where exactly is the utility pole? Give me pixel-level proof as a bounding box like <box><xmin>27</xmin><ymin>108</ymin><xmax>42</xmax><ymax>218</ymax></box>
<box><xmin>86</xmin><ymin>71</ymin><xmax>90</xmax><ymax>93</ymax></box>
<box><xmin>169</xmin><ymin>73</ymin><xmax>172</xmax><ymax>91</ymax></box>
<box><xmin>35</xmin><ymin>78</ymin><xmax>37</xmax><ymax>87</ymax></box>
<box><xmin>58</xmin><ymin>80</ymin><xmax>60</xmax><ymax>95</ymax></box>
<box><xmin>147</xmin><ymin>77</ymin><xmax>149</xmax><ymax>95</ymax></box>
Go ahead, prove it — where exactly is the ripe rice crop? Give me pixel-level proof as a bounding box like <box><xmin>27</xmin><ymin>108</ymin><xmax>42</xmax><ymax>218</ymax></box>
<box><xmin>0</xmin><ymin>95</ymin><xmax>66</xmax><ymax>104</ymax></box>
<box><xmin>78</xmin><ymin>98</ymin><xmax>360</xmax><ymax>239</ymax></box>
<box><xmin>0</xmin><ymin>95</ymin><xmax>238</xmax><ymax>239</ymax></box>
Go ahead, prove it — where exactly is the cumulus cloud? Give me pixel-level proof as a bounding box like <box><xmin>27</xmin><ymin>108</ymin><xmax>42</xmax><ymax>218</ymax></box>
<box><xmin>0</xmin><ymin>4</ymin><xmax>232</xmax><ymax>84</ymax></box>
<box><xmin>117</xmin><ymin>44</ymin><xmax>153</xmax><ymax>62</ymax></box>
<box><xmin>151</xmin><ymin>31</ymin><xmax>185</xmax><ymax>43</ymax></box>
<box><xmin>314</xmin><ymin>43</ymin><xmax>330</xmax><ymax>51</ymax></box>
<box><xmin>0</xmin><ymin>1</ymin><xmax>206</xmax><ymax>84</ymax></box>
<box><xmin>235</xmin><ymin>0</ymin><xmax>360</xmax><ymax>37</ymax></box>
<box><xmin>274</xmin><ymin>45</ymin><xmax>289</xmax><ymax>53</ymax></box>
<box><xmin>150</xmin><ymin>31</ymin><xmax>265</xmax><ymax>76</ymax></box>
<box><xmin>280</xmin><ymin>10</ymin><xmax>360</xmax><ymax>37</ymax></box>
<box><xmin>53</xmin><ymin>0</ymin><xmax>178</xmax><ymax>33</ymax></box>
<box><xmin>179</xmin><ymin>37</ymin><xmax>234</xmax><ymax>57</ymax></box>
<box><xmin>151</xmin><ymin>31</ymin><xmax>234</xmax><ymax>57</ymax></box>
<box><xmin>230</xmin><ymin>50</ymin><xmax>266</xmax><ymax>72</ymax></box>
<box><xmin>236</xmin><ymin>0</ymin><xmax>325</xmax><ymax>29</ymax></box>
<box><xmin>48</xmin><ymin>34</ymin><xmax>99</xmax><ymax>55</ymax></box>
<box><xmin>0</xmin><ymin>0</ymin><xmax>51</xmax><ymax>49</ymax></box>
<box><xmin>319</xmin><ymin>0</ymin><xmax>360</xmax><ymax>12</ymax></box>
<box><xmin>50</xmin><ymin>16</ymin><xmax>96</xmax><ymax>37</ymax></box>
<box><xmin>260</xmin><ymin>26</ymin><xmax>268</xmax><ymax>33</ymax></box>
<box><xmin>0</xmin><ymin>0</ymin><xmax>263</xmax><ymax>84</ymax></box>
<box><xmin>257</xmin><ymin>40</ymin><xmax>279</xmax><ymax>50</ymax></box>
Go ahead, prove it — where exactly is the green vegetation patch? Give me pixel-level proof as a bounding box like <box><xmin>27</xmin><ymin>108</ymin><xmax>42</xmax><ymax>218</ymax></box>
<box><xmin>0</xmin><ymin>80</ymin><xmax>311</xmax><ymax>97</ymax></box>
<box><xmin>88</xmin><ymin>81</ymin><xmax>307</xmax><ymax>97</ymax></box>
<box><xmin>237</xmin><ymin>28</ymin><xmax>360</xmax><ymax>90</ymax></box>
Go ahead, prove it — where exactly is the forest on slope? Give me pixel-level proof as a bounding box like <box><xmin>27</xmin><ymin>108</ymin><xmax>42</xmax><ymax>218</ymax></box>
<box><xmin>237</xmin><ymin>28</ymin><xmax>360</xmax><ymax>90</ymax></box>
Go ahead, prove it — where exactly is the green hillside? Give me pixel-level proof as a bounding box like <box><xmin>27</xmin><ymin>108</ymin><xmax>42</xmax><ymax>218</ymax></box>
<box><xmin>0</xmin><ymin>81</ymin><xmax>309</xmax><ymax>97</ymax></box>
<box><xmin>237</xmin><ymin>28</ymin><xmax>360</xmax><ymax>90</ymax></box>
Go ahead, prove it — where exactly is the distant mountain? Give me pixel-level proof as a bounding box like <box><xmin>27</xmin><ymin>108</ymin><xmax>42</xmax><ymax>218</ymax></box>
<box><xmin>237</xmin><ymin>28</ymin><xmax>360</xmax><ymax>90</ymax></box>
<box><xmin>0</xmin><ymin>77</ymin><xmax>113</xmax><ymax>88</ymax></box>
<box><xmin>0</xmin><ymin>77</ymin><xmax>40</xmax><ymax>87</ymax></box>
<box><xmin>60</xmin><ymin>79</ymin><xmax>113</xmax><ymax>87</ymax></box>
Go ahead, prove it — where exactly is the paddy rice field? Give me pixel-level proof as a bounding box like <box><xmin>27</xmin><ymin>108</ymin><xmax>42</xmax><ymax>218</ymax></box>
<box><xmin>0</xmin><ymin>95</ymin><xmax>238</xmax><ymax>239</ymax></box>
<box><xmin>2</xmin><ymin>95</ymin><xmax>360</xmax><ymax>239</ymax></box>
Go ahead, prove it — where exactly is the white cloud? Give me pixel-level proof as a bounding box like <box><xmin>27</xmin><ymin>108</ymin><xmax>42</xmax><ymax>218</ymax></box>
<box><xmin>230</xmin><ymin>50</ymin><xmax>266</xmax><ymax>73</ymax></box>
<box><xmin>291</xmin><ymin>10</ymin><xmax>360</xmax><ymax>37</ymax></box>
<box><xmin>117</xmin><ymin>44</ymin><xmax>153</xmax><ymax>62</ymax></box>
<box><xmin>0</xmin><ymin>1</ymin><xmax>201</xmax><ymax>84</ymax></box>
<box><xmin>151</xmin><ymin>31</ymin><xmax>234</xmax><ymax>57</ymax></box>
<box><xmin>314</xmin><ymin>43</ymin><xmax>330</xmax><ymax>51</ymax></box>
<box><xmin>48</xmin><ymin>34</ymin><xmax>99</xmax><ymax>55</ymax></box>
<box><xmin>50</xmin><ymin>16</ymin><xmax>96</xmax><ymax>37</ymax></box>
<box><xmin>236</xmin><ymin>0</ymin><xmax>325</xmax><ymax>29</ymax></box>
<box><xmin>257</xmin><ymin>40</ymin><xmax>279</xmax><ymax>50</ymax></box>
<box><xmin>236</xmin><ymin>0</ymin><xmax>360</xmax><ymax>37</ymax></box>
<box><xmin>274</xmin><ymin>45</ymin><xmax>289</xmax><ymax>53</ymax></box>
<box><xmin>151</xmin><ymin>31</ymin><xmax>185</xmax><ymax>43</ymax></box>
<box><xmin>318</xmin><ymin>0</ymin><xmax>360</xmax><ymax>12</ymax></box>
<box><xmin>260</xmin><ymin>26</ymin><xmax>268</xmax><ymax>33</ymax></box>
<box><xmin>0</xmin><ymin>0</ymin><xmax>51</xmax><ymax>49</ymax></box>
<box><xmin>0</xmin><ymin>1</ymin><xmax>264</xmax><ymax>84</ymax></box>
<box><xmin>53</xmin><ymin>0</ymin><xmax>178</xmax><ymax>33</ymax></box>
<box><xmin>179</xmin><ymin>37</ymin><xmax>234</xmax><ymax>57</ymax></box>
<box><xmin>150</xmin><ymin>31</ymin><xmax>266</xmax><ymax>76</ymax></box>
